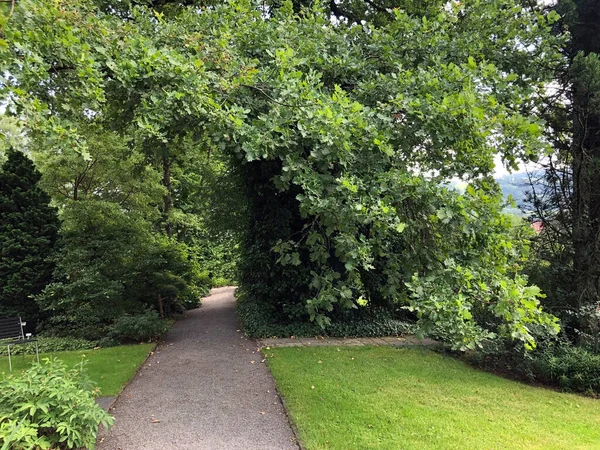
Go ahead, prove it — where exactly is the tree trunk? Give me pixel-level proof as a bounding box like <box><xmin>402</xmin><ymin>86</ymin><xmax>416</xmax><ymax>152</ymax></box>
<box><xmin>570</xmin><ymin>0</ymin><xmax>600</xmax><ymax>311</ymax></box>
<box><xmin>571</xmin><ymin>95</ymin><xmax>600</xmax><ymax>309</ymax></box>
<box><xmin>162</xmin><ymin>154</ymin><xmax>173</xmax><ymax>238</ymax></box>
<box><xmin>157</xmin><ymin>294</ymin><xmax>165</xmax><ymax>318</ymax></box>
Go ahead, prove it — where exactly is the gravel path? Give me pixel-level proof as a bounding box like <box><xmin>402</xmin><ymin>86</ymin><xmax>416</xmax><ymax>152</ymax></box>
<box><xmin>97</xmin><ymin>287</ymin><xmax>299</xmax><ymax>450</ymax></box>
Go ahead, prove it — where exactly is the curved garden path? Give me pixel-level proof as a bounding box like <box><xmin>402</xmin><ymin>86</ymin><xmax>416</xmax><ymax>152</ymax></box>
<box><xmin>97</xmin><ymin>287</ymin><xmax>299</xmax><ymax>450</ymax></box>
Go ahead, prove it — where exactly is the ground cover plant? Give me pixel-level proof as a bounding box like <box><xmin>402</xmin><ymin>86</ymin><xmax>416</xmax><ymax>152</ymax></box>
<box><xmin>0</xmin><ymin>344</ymin><xmax>154</xmax><ymax>396</ymax></box>
<box><xmin>266</xmin><ymin>346</ymin><xmax>600</xmax><ymax>450</ymax></box>
<box><xmin>0</xmin><ymin>338</ymin><xmax>95</xmax><ymax>357</ymax></box>
<box><xmin>237</xmin><ymin>297</ymin><xmax>415</xmax><ymax>338</ymax></box>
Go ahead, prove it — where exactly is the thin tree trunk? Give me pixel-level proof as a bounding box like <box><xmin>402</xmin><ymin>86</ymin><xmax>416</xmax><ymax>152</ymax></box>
<box><xmin>157</xmin><ymin>294</ymin><xmax>165</xmax><ymax>318</ymax></box>
<box><xmin>162</xmin><ymin>154</ymin><xmax>173</xmax><ymax>238</ymax></box>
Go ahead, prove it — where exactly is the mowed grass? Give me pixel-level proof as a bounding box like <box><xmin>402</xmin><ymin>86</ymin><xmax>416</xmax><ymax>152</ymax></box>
<box><xmin>0</xmin><ymin>344</ymin><xmax>154</xmax><ymax>396</ymax></box>
<box><xmin>266</xmin><ymin>346</ymin><xmax>600</xmax><ymax>450</ymax></box>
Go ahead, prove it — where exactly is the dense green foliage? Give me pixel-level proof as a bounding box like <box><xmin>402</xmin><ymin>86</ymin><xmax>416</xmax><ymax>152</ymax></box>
<box><xmin>0</xmin><ymin>0</ymin><xmax>569</xmax><ymax>349</ymax></box>
<box><xmin>37</xmin><ymin>201</ymin><xmax>209</xmax><ymax>340</ymax></box>
<box><xmin>0</xmin><ymin>149</ymin><xmax>59</xmax><ymax>321</ymax></box>
<box><xmin>0</xmin><ymin>359</ymin><xmax>113</xmax><ymax>450</ymax></box>
<box><xmin>531</xmin><ymin>344</ymin><xmax>600</xmax><ymax>394</ymax></box>
<box><xmin>0</xmin><ymin>0</ymin><xmax>239</xmax><ymax>339</ymax></box>
<box><xmin>106</xmin><ymin>310</ymin><xmax>170</xmax><ymax>344</ymax></box>
<box><xmin>230</xmin><ymin>1</ymin><xmax>563</xmax><ymax>348</ymax></box>
<box><xmin>267</xmin><ymin>346</ymin><xmax>600</xmax><ymax>450</ymax></box>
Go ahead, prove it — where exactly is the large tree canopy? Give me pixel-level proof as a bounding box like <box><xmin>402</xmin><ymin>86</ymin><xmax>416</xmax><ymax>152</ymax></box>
<box><xmin>0</xmin><ymin>0</ymin><xmax>564</xmax><ymax>349</ymax></box>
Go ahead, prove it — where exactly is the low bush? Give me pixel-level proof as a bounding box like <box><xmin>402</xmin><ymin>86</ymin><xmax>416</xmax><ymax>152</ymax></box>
<box><xmin>531</xmin><ymin>345</ymin><xmax>600</xmax><ymax>395</ymax></box>
<box><xmin>107</xmin><ymin>310</ymin><xmax>170</xmax><ymax>343</ymax></box>
<box><xmin>236</xmin><ymin>294</ymin><xmax>416</xmax><ymax>338</ymax></box>
<box><xmin>180</xmin><ymin>270</ymin><xmax>210</xmax><ymax>310</ymax></box>
<box><xmin>0</xmin><ymin>359</ymin><xmax>113</xmax><ymax>450</ymax></box>
<box><xmin>465</xmin><ymin>340</ymin><xmax>600</xmax><ymax>397</ymax></box>
<box><xmin>0</xmin><ymin>337</ymin><xmax>95</xmax><ymax>357</ymax></box>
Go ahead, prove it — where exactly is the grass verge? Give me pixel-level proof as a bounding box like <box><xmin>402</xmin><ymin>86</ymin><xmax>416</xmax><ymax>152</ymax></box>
<box><xmin>0</xmin><ymin>344</ymin><xmax>154</xmax><ymax>396</ymax></box>
<box><xmin>266</xmin><ymin>346</ymin><xmax>600</xmax><ymax>450</ymax></box>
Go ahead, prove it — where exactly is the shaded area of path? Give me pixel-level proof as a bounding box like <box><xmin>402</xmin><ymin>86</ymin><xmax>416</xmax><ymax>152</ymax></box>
<box><xmin>98</xmin><ymin>287</ymin><xmax>299</xmax><ymax>450</ymax></box>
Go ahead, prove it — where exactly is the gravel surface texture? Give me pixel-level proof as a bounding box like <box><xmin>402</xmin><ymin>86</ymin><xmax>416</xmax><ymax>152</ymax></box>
<box><xmin>96</xmin><ymin>397</ymin><xmax>115</xmax><ymax>411</ymax></box>
<box><xmin>97</xmin><ymin>286</ymin><xmax>299</xmax><ymax>450</ymax></box>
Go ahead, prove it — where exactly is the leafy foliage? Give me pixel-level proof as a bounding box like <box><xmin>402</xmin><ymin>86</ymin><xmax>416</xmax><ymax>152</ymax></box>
<box><xmin>32</xmin><ymin>124</ymin><xmax>165</xmax><ymax>214</ymax></box>
<box><xmin>0</xmin><ymin>359</ymin><xmax>114</xmax><ymax>450</ymax></box>
<box><xmin>38</xmin><ymin>201</ymin><xmax>208</xmax><ymax>340</ymax></box>
<box><xmin>0</xmin><ymin>417</ymin><xmax>43</xmax><ymax>450</ymax></box>
<box><xmin>229</xmin><ymin>1</ymin><xmax>563</xmax><ymax>349</ymax></box>
<box><xmin>106</xmin><ymin>310</ymin><xmax>170</xmax><ymax>343</ymax></box>
<box><xmin>0</xmin><ymin>149</ymin><xmax>59</xmax><ymax>320</ymax></box>
<box><xmin>1</xmin><ymin>0</ymin><xmax>565</xmax><ymax>349</ymax></box>
<box><xmin>531</xmin><ymin>344</ymin><xmax>600</xmax><ymax>395</ymax></box>
<box><xmin>174</xmin><ymin>150</ymin><xmax>245</xmax><ymax>285</ymax></box>
<box><xmin>237</xmin><ymin>160</ymin><xmax>316</xmax><ymax>324</ymax></box>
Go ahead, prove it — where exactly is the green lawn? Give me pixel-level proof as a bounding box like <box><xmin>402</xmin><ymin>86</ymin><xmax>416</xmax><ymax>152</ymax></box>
<box><xmin>266</xmin><ymin>346</ymin><xmax>600</xmax><ymax>450</ymax></box>
<box><xmin>0</xmin><ymin>344</ymin><xmax>154</xmax><ymax>396</ymax></box>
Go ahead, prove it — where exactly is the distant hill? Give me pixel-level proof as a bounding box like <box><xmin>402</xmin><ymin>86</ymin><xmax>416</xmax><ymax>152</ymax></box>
<box><xmin>448</xmin><ymin>172</ymin><xmax>541</xmax><ymax>216</ymax></box>
<box><xmin>496</xmin><ymin>173</ymin><xmax>533</xmax><ymax>206</ymax></box>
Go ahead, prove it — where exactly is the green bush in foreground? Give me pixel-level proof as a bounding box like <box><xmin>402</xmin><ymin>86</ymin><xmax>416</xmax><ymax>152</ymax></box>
<box><xmin>0</xmin><ymin>359</ymin><xmax>113</xmax><ymax>450</ymax></box>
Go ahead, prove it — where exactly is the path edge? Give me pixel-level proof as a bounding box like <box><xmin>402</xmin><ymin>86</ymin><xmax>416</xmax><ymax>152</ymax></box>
<box><xmin>260</xmin><ymin>345</ymin><xmax>306</xmax><ymax>450</ymax></box>
<box><xmin>96</xmin><ymin>340</ymin><xmax>158</xmax><ymax>448</ymax></box>
<box><xmin>107</xmin><ymin>342</ymin><xmax>157</xmax><ymax>411</ymax></box>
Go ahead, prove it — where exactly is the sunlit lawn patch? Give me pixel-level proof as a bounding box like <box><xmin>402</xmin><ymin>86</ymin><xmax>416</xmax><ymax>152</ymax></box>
<box><xmin>0</xmin><ymin>344</ymin><xmax>154</xmax><ymax>396</ymax></box>
<box><xmin>266</xmin><ymin>346</ymin><xmax>600</xmax><ymax>450</ymax></box>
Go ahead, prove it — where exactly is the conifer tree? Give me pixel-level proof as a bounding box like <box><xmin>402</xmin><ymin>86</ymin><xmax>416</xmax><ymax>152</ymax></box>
<box><xmin>0</xmin><ymin>148</ymin><xmax>59</xmax><ymax>320</ymax></box>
